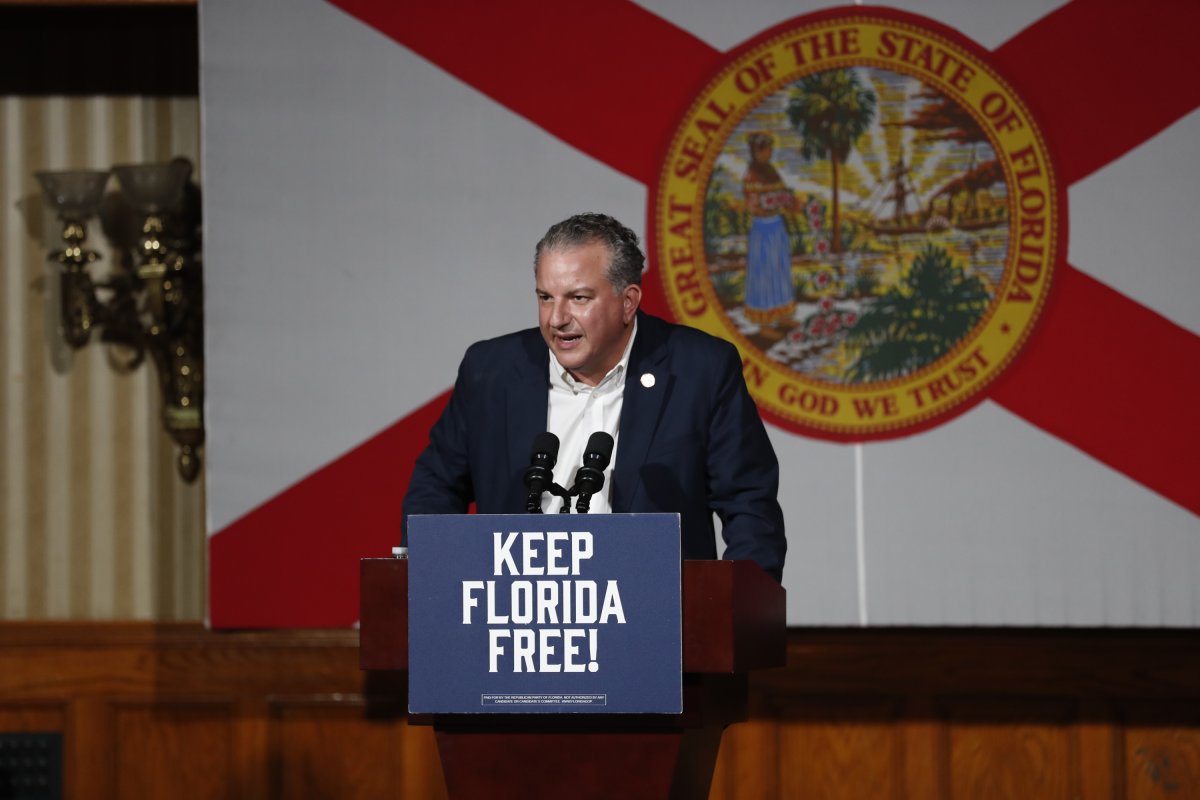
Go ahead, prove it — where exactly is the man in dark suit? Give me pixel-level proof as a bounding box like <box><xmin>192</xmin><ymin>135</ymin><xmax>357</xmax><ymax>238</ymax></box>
<box><xmin>402</xmin><ymin>213</ymin><xmax>786</xmax><ymax>580</ymax></box>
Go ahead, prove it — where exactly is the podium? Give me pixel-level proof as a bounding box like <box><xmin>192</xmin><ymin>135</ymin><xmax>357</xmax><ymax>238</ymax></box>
<box><xmin>361</xmin><ymin>557</ymin><xmax>784</xmax><ymax>799</ymax></box>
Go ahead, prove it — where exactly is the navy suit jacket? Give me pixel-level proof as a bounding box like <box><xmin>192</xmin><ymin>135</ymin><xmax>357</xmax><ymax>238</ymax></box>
<box><xmin>402</xmin><ymin>312</ymin><xmax>786</xmax><ymax>580</ymax></box>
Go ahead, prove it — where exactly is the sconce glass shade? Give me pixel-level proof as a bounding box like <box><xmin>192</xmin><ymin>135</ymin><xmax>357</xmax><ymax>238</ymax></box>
<box><xmin>35</xmin><ymin>169</ymin><xmax>110</xmax><ymax>220</ymax></box>
<box><xmin>112</xmin><ymin>160</ymin><xmax>192</xmax><ymax>215</ymax></box>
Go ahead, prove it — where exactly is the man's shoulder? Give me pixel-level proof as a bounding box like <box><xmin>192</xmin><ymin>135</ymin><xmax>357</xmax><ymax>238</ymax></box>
<box><xmin>452</xmin><ymin>327</ymin><xmax>544</xmax><ymax>393</ymax></box>
<box><xmin>462</xmin><ymin>326</ymin><xmax>543</xmax><ymax>361</ymax></box>
<box><xmin>639</xmin><ymin>312</ymin><xmax>740</xmax><ymax>361</ymax></box>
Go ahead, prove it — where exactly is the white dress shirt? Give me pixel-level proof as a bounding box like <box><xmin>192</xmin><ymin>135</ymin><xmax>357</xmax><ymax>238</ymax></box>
<box><xmin>542</xmin><ymin>320</ymin><xmax>638</xmax><ymax>514</ymax></box>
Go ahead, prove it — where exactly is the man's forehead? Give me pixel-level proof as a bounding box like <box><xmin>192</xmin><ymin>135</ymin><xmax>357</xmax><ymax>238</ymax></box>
<box><xmin>535</xmin><ymin>245</ymin><xmax>613</xmax><ymax>289</ymax></box>
<box><xmin>537</xmin><ymin>241</ymin><xmax>608</xmax><ymax>266</ymax></box>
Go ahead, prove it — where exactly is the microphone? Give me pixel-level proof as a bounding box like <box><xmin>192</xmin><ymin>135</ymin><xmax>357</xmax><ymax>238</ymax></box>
<box><xmin>573</xmin><ymin>432</ymin><xmax>614</xmax><ymax>513</ymax></box>
<box><xmin>523</xmin><ymin>432</ymin><xmax>559</xmax><ymax>513</ymax></box>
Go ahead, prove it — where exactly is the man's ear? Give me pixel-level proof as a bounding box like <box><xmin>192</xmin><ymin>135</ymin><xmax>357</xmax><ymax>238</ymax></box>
<box><xmin>622</xmin><ymin>284</ymin><xmax>642</xmax><ymax>323</ymax></box>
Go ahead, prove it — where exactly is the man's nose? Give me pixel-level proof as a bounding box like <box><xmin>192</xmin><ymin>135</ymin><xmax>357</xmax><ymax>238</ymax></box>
<box><xmin>548</xmin><ymin>301</ymin><xmax>570</xmax><ymax>328</ymax></box>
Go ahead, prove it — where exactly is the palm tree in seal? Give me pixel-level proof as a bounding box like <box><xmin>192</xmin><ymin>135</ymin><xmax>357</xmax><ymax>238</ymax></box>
<box><xmin>787</xmin><ymin>69</ymin><xmax>876</xmax><ymax>255</ymax></box>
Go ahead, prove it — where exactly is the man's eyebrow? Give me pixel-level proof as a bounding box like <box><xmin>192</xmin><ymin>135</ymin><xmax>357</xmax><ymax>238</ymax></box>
<box><xmin>537</xmin><ymin>286</ymin><xmax>595</xmax><ymax>296</ymax></box>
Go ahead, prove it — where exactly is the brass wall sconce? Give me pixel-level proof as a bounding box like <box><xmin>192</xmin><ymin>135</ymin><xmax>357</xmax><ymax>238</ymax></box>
<box><xmin>36</xmin><ymin>159</ymin><xmax>204</xmax><ymax>482</ymax></box>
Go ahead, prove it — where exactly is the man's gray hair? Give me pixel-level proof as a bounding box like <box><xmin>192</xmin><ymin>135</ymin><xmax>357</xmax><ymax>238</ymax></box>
<box><xmin>534</xmin><ymin>212</ymin><xmax>645</xmax><ymax>292</ymax></box>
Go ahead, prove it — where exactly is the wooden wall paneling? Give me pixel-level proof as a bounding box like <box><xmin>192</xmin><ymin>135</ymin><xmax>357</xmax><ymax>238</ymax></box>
<box><xmin>942</xmin><ymin>697</ymin><xmax>1077</xmax><ymax>800</ymax></box>
<box><xmin>709</xmin><ymin>719</ymin><xmax>777</xmax><ymax>800</ymax></box>
<box><xmin>398</xmin><ymin>720</ymin><xmax>447</xmax><ymax>800</ymax></box>
<box><xmin>1076</xmin><ymin>698</ymin><xmax>1117</xmax><ymax>799</ymax></box>
<box><xmin>362</xmin><ymin>669</ymin><xmax>449</xmax><ymax>799</ymax></box>
<box><xmin>900</xmin><ymin>695</ymin><xmax>943</xmax><ymax>799</ymax></box>
<box><xmin>709</xmin><ymin>686</ymin><xmax>782</xmax><ymax>800</ymax></box>
<box><xmin>69</xmin><ymin>698</ymin><xmax>111</xmax><ymax>800</ymax></box>
<box><xmin>775</xmin><ymin>695</ymin><xmax>903</xmax><ymax>800</ymax></box>
<box><xmin>0</xmin><ymin>624</ymin><xmax>451</xmax><ymax>799</ymax></box>
<box><xmin>111</xmin><ymin>699</ymin><xmax>236</xmax><ymax>800</ymax></box>
<box><xmin>0</xmin><ymin>703</ymin><xmax>65</xmax><ymax>733</ymax></box>
<box><xmin>269</xmin><ymin>698</ymin><xmax>445</xmax><ymax>800</ymax></box>
<box><xmin>1</xmin><ymin>626</ymin><xmax>151</xmax><ymax>798</ymax></box>
<box><xmin>1120</xmin><ymin>701</ymin><xmax>1200</xmax><ymax>800</ymax></box>
<box><xmin>2</xmin><ymin>624</ymin><xmax>1200</xmax><ymax>797</ymax></box>
<box><xmin>233</xmin><ymin>696</ymin><xmax>270</xmax><ymax>800</ymax></box>
<box><xmin>270</xmin><ymin>696</ymin><xmax>405</xmax><ymax>800</ymax></box>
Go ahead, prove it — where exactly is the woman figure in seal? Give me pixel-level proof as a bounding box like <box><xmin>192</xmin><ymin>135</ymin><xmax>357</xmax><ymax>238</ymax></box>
<box><xmin>743</xmin><ymin>132</ymin><xmax>797</xmax><ymax>327</ymax></box>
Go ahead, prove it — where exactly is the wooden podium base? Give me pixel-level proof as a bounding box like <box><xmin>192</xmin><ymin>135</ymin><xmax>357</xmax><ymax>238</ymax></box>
<box><xmin>435</xmin><ymin>723</ymin><xmax>724</xmax><ymax>799</ymax></box>
<box><xmin>361</xmin><ymin>558</ymin><xmax>785</xmax><ymax>799</ymax></box>
<box><xmin>427</xmin><ymin>673</ymin><xmax>747</xmax><ymax>799</ymax></box>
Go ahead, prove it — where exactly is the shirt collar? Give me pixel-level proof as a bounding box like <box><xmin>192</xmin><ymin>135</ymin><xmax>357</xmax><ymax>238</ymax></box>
<box><xmin>549</xmin><ymin>317</ymin><xmax>638</xmax><ymax>395</ymax></box>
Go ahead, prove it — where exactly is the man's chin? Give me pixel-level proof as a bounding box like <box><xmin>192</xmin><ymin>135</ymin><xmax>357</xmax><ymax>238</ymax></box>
<box><xmin>552</xmin><ymin>344</ymin><xmax>586</xmax><ymax>364</ymax></box>
<box><xmin>555</xmin><ymin>355</ymin><xmax>585</xmax><ymax>373</ymax></box>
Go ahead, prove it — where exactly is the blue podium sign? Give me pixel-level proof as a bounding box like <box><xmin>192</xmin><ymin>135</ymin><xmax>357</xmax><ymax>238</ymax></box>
<box><xmin>407</xmin><ymin>513</ymin><xmax>682</xmax><ymax>714</ymax></box>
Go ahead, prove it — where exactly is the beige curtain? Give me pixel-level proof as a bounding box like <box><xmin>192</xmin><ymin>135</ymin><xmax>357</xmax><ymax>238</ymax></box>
<box><xmin>0</xmin><ymin>96</ymin><xmax>204</xmax><ymax>620</ymax></box>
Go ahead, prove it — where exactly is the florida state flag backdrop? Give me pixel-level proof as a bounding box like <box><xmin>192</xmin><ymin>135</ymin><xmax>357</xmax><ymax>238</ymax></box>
<box><xmin>201</xmin><ymin>0</ymin><xmax>1200</xmax><ymax>629</ymax></box>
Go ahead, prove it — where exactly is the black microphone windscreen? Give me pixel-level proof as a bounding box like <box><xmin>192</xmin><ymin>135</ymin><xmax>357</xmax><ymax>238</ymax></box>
<box><xmin>531</xmin><ymin>432</ymin><xmax>560</xmax><ymax>465</ymax></box>
<box><xmin>584</xmin><ymin>432</ymin><xmax>615</xmax><ymax>468</ymax></box>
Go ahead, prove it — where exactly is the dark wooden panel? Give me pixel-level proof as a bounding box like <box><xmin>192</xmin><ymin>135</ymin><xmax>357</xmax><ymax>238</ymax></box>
<box><xmin>764</xmin><ymin>629</ymin><xmax>1200</xmax><ymax>698</ymax></box>
<box><xmin>270</xmin><ymin>698</ymin><xmax>445</xmax><ymax>800</ymax></box>
<box><xmin>0</xmin><ymin>623</ymin><xmax>440</xmax><ymax>799</ymax></box>
<box><xmin>112</xmin><ymin>701</ymin><xmax>235</xmax><ymax>800</ymax></box>
<box><xmin>0</xmin><ymin>704</ymin><xmax>66</xmax><ymax>731</ymax></box>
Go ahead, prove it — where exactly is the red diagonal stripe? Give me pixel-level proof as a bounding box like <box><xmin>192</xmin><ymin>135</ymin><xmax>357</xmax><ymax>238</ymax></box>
<box><xmin>208</xmin><ymin>391</ymin><xmax>450</xmax><ymax>628</ymax></box>
<box><xmin>993</xmin><ymin>0</ymin><xmax>1200</xmax><ymax>185</ymax></box>
<box><xmin>990</xmin><ymin>265</ymin><xmax>1200</xmax><ymax>515</ymax></box>
<box><xmin>324</xmin><ymin>0</ymin><xmax>722</xmax><ymax>185</ymax></box>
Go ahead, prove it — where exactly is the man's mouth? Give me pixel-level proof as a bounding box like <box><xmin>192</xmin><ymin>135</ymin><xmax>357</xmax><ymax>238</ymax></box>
<box><xmin>557</xmin><ymin>333</ymin><xmax>582</xmax><ymax>349</ymax></box>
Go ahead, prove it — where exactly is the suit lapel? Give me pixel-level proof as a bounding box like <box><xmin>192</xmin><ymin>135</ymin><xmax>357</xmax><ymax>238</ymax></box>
<box><xmin>505</xmin><ymin>330</ymin><xmax>550</xmax><ymax>494</ymax></box>
<box><xmin>614</xmin><ymin>313</ymin><xmax>672</xmax><ymax>511</ymax></box>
